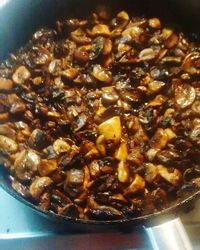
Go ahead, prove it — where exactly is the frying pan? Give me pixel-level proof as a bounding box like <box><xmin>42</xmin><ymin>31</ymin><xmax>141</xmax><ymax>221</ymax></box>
<box><xmin>0</xmin><ymin>0</ymin><xmax>200</xmax><ymax>249</ymax></box>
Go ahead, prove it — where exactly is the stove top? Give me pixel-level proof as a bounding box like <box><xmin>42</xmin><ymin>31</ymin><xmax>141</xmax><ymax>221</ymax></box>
<box><xmin>0</xmin><ymin>187</ymin><xmax>200</xmax><ymax>250</ymax></box>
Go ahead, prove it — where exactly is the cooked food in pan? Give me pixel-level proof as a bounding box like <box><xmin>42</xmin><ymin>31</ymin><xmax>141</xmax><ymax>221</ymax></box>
<box><xmin>0</xmin><ymin>9</ymin><xmax>200</xmax><ymax>220</ymax></box>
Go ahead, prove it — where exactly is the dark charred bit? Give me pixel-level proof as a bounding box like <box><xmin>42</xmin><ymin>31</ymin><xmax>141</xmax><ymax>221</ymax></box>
<box><xmin>60</xmin><ymin>154</ymin><xmax>85</xmax><ymax>170</ymax></box>
<box><xmin>86</xmin><ymin>207</ymin><xmax>123</xmax><ymax>220</ymax></box>
<box><xmin>58</xmin><ymin>203</ymin><xmax>79</xmax><ymax>218</ymax></box>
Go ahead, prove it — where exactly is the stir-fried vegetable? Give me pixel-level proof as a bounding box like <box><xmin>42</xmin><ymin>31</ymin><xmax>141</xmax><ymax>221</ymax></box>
<box><xmin>0</xmin><ymin>8</ymin><xmax>199</xmax><ymax>221</ymax></box>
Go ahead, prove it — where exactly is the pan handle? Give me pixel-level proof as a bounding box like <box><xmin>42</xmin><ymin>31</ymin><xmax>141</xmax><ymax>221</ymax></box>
<box><xmin>145</xmin><ymin>217</ymin><xmax>193</xmax><ymax>250</ymax></box>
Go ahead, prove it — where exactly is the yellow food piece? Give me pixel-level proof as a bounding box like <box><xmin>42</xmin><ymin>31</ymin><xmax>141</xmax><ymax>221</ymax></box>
<box><xmin>158</xmin><ymin>165</ymin><xmax>181</xmax><ymax>186</ymax></box>
<box><xmin>92</xmin><ymin>24</ymin><xmax>110</xmax><ymax>36</ymax></box>
<box><xmin>53</xmin><ymin>139</ymin><xmax>71</xmax><ymax>155</ymax></box>
<box><xmin>115</xmin><ymin>143</ymin><xmax>128</xmax><ymax>161</ymax></box>
<box><xmin>38</xmin><ymin>159</ymin><xmax>58</xmax><ymax>176</ymax></box>
<box><xmin>98</xmin><ymin>116</ymin><xmax>122</xmax><ymax>143</ymax></box>
<box><xmin>117</xmin><ymin>160</ymin><xmax>130</xmax><ymax>183</ymax></box>
<box><xmin>125</xmin><ymin>174</ymin><xmax>145</xmax><ymax>194</ymax></box>
<box><xmin>96</xmin><ymin>135</ymin><xmax>106</xmax><ymax>156</ymax></box>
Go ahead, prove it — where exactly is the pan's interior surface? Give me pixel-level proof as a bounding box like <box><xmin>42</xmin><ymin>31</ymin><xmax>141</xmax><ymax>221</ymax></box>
<box><xmin>0</xmin><ymin>0</ymin><xmax>200</xmax><ymax>227</ymax></box>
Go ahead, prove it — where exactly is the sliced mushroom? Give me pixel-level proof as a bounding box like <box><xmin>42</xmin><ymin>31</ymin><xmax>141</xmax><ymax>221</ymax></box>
<box><xmin>193</xmin><ymin>118</ymin><xmax>200</xmax><ymax>127</ymax></box>
<box><xmin>119</xmin><ymin>88</ymin><xmax>143</xmax><ymax>104</ymax></box>
<box><xmin>0</xmin><ymin>77</ymin><xmax>13</xmax><ymax>91</ymax></box>
<box><xmin>48</xmin><ymin>59</ymin><xmax>62</xmax><ymax>76</ymax></box>
<box><xmin>87</xmin><ymin>196</ymin><xmax>123</xmax><ymax>219</ymax></box>
<box><xmin>8</xmin><ymin>94</ymin><xmax>26</xmax><ymax>114</ymax></box>
<box><xmin>62</xmin><ymin>67</ymin><xmax>79</xmax><ymax>80</ymax></box>
<box><xmin>51</xmin><ymin>188</ymin><xmax>72</xmax><ymax>206</ymax></box>
<box><xmin>74</xmin><ymin>113</ymin><xmax>87</xmax><ymax>132</ymax></box>
<box><xmin>124</xmin><ymin>174</ymin><xmax>145</xmax><ymax>195</ymax></box>
<box><xmin>110</xmin><ymin>193</ymin><xmax>128</xmax><ymax>205</ymax></box>
<box><xmin>134</xmin><ymin>126</ymin><xmax>149</xmax><ymax>144</ymax></box>
<box><xmin>139</xmin><ymin>48</ymin><xmax>157</xmax><ymax>61</ymax></box>
<box><xmin>158</xmin><ymin>165</ymin><xmax>181</xmax><ymax>186</ymax></box>
<box><xmin>118</xmin><ymin>49</ymin><xmax>136</xmax><ymax>64</ymax></box>
<box><xmin>53</xmin><ymin>139</ymin><xmax>71</xmax><ymax>155</ymax></box>
<box><xmin>102</xmin><ymin>38</ymin><xmax>112</xmax><ymax>55</ymax></box>
<box><xmin>117</xmin><ymin>11</ymin><xmax>129</xmax><ymax>22</ymax></box>
<box><xmin>30</xmin><ymin>176</ymin><xmax>53</xmax><ymax>200</ymax></box>
<box><xmin>32</xmin><ymin>77</ymin><xmax>43</xmax><ymax>86</ymax></box>
<box><xmin>115</xmin><ymin>143</ymin><xmax>128</xmax><ymax>161</ymax></box>
<box><xmin>98</xmin><ymin>116</ymin><xmax>121</xmax><ymax>143</ymax></box>
<box><xmin>0</xmin><ymin>113</ymin><xmax>9</xmax><ymax>123</ymax></box>
<box><xmin>64</xmin><ymin>168</ymin><xmax>84</xmax><ymax>197</ymax></box>
<box><xmin>12</xmin><ymin>179</ymin><xmax>30</xmax><ymax>197</ymax></box>
<box><xmin>62</xmin><ymin>18</ymin><xmax>88</xmax><ymax>29</ymax></box>
<box><xmin>38</xmin><ymin>159</ymin><xmax>58</xmax><ymax>176</ymax></box>
<box><xmin>89</xmin><ymin>160</ymin><xmax>101</xmax><ymax>179</ymax></box>
<box><xmin>92</xmin><ymin>24</ymin><xmax>110</xmax><ymax>36</ymax></box>
<box><xmin>157</xmin><ymin>150</ymin><xmax>181</xmax><ymax>165</ymax></box>
<box><xmin>29</xmin><ymin>129</ymin><xmax>46</xmax><ymax>148</ymax></box>
<box><xmin>87</xmin><ymin>205</ymin><xmax>123</xmax><ymax>220</ymax></box>
<box><xmin>126</xmin><ymin>115</ymin><xmax>141</xmax><ymax>133</ymax></box>
<box><xmin>150</xmin><ymin>128</ymin><xmax>176</xmax><ymax>150</ymax></box>
<box><xmin>162</xmin><ymin>28</ymin><xmax>173</xmax><ymax>40</ymax></box>
<box><xmin>71</xmin><ymin>28</ymin><xmax>91</xmax><ymax>45</ymax></box>
<box><xmin>127</xmin><ymin>147</ymin><xmax>144</xmax><ymax>166</ymax></box>
<box><xmin>101</xmin><ymin>92</ymin><xmax>119</xmax><ymax>105</ymax></box>
<box><xmin>164</xmin><ymin>128</ymin><xmax>176</xmax><ymax>140</ymax></box>
<box><xmin>122</xmin><ymin>26</ymin><xmax>144</xmax><ymax>42</ymax></box>
<box><xmin>146</xmin><ymin>148</ymin><xmax>160</xmax><ymax>161</ymax></box>
<box><xmin>110</xmin><ymin>15</ymin><xmax>128</xmax><ymax>35</ymax></box>
<box><xmin>47</xmin><ymin>111</ymin><xmax>61</xmax><ymax>118</ymax></box>
<box><xmin>190</xmin><ymin>127</ymin><xmax>200</xmax><ymax>145</ymax></box>
<box><xmin>148</xmin><ymin>81</ymin><xmax>165</xmax><ymax>93</ymax></box>
<box><xmin>58</xmin><ymin>203</ymin><xmax>79</xmax><ymax>218</ymax></box>
<box><xmin>0</xmin><ymin>124</ymin><xmax>16</xmax><ymax>138</ymax></box>
<box><xmin>148</xmin><ymin>18</ymin><xmax>161</xmax><ymax>29</ymax></box>
<box><xmin>144</xmin><ymin>163</ymin><xmax>158</xmax><ymax>183</ymax></box>
<box><xmin>192</xmin><ymin>101</ymin><xmax>200</xmax><ymax>115</ymax></box>
<box><xmin>0</xmin><ymin>135</ymin><xmax>18</xmax><ymax>153</ymax></box>
<box><xmin>151</xmin><ymin>129</ymin><xmax>168</xmax><ymax>150</ymax></box>
<box><xmin>174</xmin><ymin>137</ymin><xmax>193</xmax><ymax>151</ymax></box>
<box><xmin>117</xmin><ymin>160</ymin><xmax>130</xmax><ymax>183</ymax></box>
<box><xmin>164</xmin><ymin>33</ymin><xmax>179</xmax><ymax>49</ymax></box>
<box><xmin>12</xmin><ymin>66</ymin><xmax>31</xmax><ymax>84</ymax></box>
<box><xmin>81</xmin><ymin>141</ymin><xmax>99</xmax><ymax>160</ymax></box>
<box><xmin>175</xmin><ymin>84</ymin><xmax>196</xmax><ymax>109</ymax></box>
<box><xmin>39</xmin><ymin>192</ymin><xmax>51</xmax><ymax>210</ymax></box>
<box><xmin>183</xmin><ymin>168</ymin><xmax>200</xmax><ymax>182</ymax></box>
<box><xmin>92</xmin><ymin>64</ymin><xmax>112</xmax><ymax>83</ymax></box>
<box><xmin>160</xmin><ymin>56</ymin><xmax>182</xmax><ymax>65</ymax></box>
<box><xmin>116</xmin><ymin>43</ymin><xmax>132</xmax><ymax>59</ymax></box>
<box><xmin>148</xmin><ymin>94</ymin><xmax>167</xmax><ymax>106</ymax></box>
<box><xmin>14</xmin><ymin>150</ymin><xmax>41</xmax><ymax>181</ymax></box>
<box><xmin>59</xmin><ymin>150</ymin><xmax>82</xmax><ymax>170</ymax></box>
<box><xmin>33</xmin><ymin>46</ymin><xmax>52</xmax><ymax>65</ymax></box>
<box><xmin>182</xmin><ymin>52</ymin><xmax>200</xmax><ymax>75</ymax></box>
<box><xmin>96</xmin><ymin>135</ymin><xmax>106</xmax><ymax>156</ymax></box>
<box><xmin>89</xmin><ymin>36</ymin><xmax>104</xmax><ymax>60</ymax></box>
